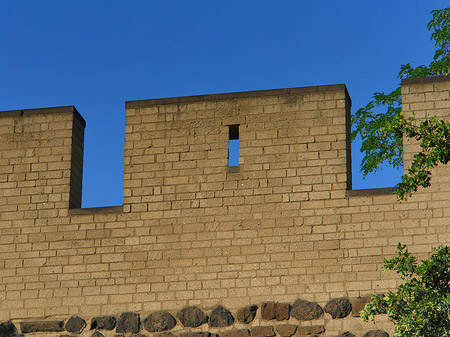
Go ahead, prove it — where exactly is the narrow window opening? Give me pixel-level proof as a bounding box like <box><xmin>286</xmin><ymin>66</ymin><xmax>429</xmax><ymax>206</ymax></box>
<box><xmin>228</xmin><ymin>125</ymin><xmax>239</xmax><ymax>167</ymax></box>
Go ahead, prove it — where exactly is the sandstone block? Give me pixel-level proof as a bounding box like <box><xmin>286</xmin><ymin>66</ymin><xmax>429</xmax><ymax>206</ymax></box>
<box><xmin>20</xmin><ymin>321</ymin><xmax>64</xmax><ymax>333</ymax></box>
<box><xmin>251</xmin><ymin>326</ymin><xmax>275</xmax><ymax>337</ymax></box>
<box><xmin>297</xmin><ymin>325</ymin><xmax>325</xmax><ymax>335</ymax></box>
<box><xmin>275</xmin><ymin>324</ymin><xmax>297</xmax><ymax>337</ymax></box>
<box><xmin>350</xmin><ymin>296</ymin><xmax>372</xmax><ymax>317</ymax></box>
<box><xmin>220</xmin><ymin>329</ymin><xmax>250</xmax><ymax>337</ymax></box>
<box><xmin>237</xmin><ymin>305</ymin><xmax>258</xmax><ymax>324</ymax></box>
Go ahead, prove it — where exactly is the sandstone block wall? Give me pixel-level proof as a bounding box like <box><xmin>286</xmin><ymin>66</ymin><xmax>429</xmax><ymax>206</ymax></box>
<box><xmin>1</xmin><ymin>77</ymin><xmax>450</xmax><ymax>336</ymax></box>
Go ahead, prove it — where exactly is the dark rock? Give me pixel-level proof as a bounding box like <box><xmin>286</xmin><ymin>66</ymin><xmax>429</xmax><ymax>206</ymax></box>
<box><xmin>236</xmin><ymin>305</ymin><xmax>258</xmax><ymax>324</ymax></box>
<box><xmin>362</xmin><ymin>330</ymin><xmax>389</xmax><ymax>337</ymax></box>
<box><xmin>290</xmin><ymin>300</ymin><xmax>323</xmax><ymax>321</ymax></box>
<box><xmin>275</xmin><ymin>325</ymin><xmax>297</xmax><ymax>337</ymax></box>
<box><xmin>91</xmin><ymin>316</ymin><xmax>117</xmax><ymax>330</ymax></box>
<box><xmin>91</xmin><ymin>332</ymin><xmax>105</xmax><ymax>337</ymax></box>
<box><xmin>116</xmin><ymin>312</ymin><xmax>141</xmax><ymax>334</ymax></box>
<box><xmin>209</xmin><ymin>305</ymin><xmax>234</xmax><ymax>327</ymax></box>
<box><xmin>113</xmin><ymin>335</ymin><xmax>125</xmax><ymax>337</ymax></box>
<box><xmin>261</xmin><ymin>302</ymin><xmax>276</xmax><ymax>320</ymax></box>
<box><xmin>338</xmin><ymin>332</ymin><xmax>356</xmax><ymax>337</ymax></box>
<box><xmin>143</xmin><ymin>312</ymin><xmax>176</xmax><ymax>332</ymax></box>
<box><xmin>20</xmin><ymin>321</ymin><xmax>64</xmax><ymax>333</ymax></box>
<box><xmin>179</xmin><ymin>332</ymin><xmax>211</xmax><ymax>337</ymax></box>
<box><xmin>177</xmin><ymin>306</ymin><xmax>208</xmax><ymax>328</ymax></box>
<box><xmin>324</xmin><ymin>298</ymin><xmax>352</xmax><ymax>319</ymax></box>
<box><xmin>297</xmin><ymin>325</ymin><xmax>325</xmax><ymax>335</ymax></box>
<box><xmin>155</xmin><ymin>333</ymin><xmax>176</xmax><ymax>337</ymax></box>
<box><xmin>0</xmin><ymin>321</ymin><xmax>19</xmax><ymax>337</ymax></box>
<box><xmin>350</xmin><ymin>296</ymin><xmax>371</xmax><ymax>317</ymax></box>
<box><xmin>131</xmin><ymin>334</ymin><xmax>148</xmax><ymax>337</ymax></box>
<box><xmin>251</xmin><ymin>326</ymin><xmax>275</xmax><ymax>337</ymax></box>
<box><xmin>275</xmin><ymin>303</ymin><xmax>290</xmax><ymax>321</ymax></box>
<box><xmin>220</xmin><ymin>329</ymin><xmax>250</xmax><ymax>337</ymax></box>
<box><xmin>65</xmin><ymin>315</ymin><xmax>86</xmax><ymax>334</ymax></box>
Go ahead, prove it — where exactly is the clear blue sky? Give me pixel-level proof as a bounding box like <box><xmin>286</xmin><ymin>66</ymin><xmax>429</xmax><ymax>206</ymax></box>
<box><xmin>1</xmin><ymin>1</ymin><xmax>448</xmax><ymax>207</ymax></box>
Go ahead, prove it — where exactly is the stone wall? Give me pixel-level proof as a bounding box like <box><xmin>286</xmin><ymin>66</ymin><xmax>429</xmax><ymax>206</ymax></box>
<box><xmin>1</xmin><ymin>297</ymin><xmax>389</xmax><ymax>337</ymax></box>
<box><xmin>1</xmin><ymin>76</ymin><xmax>450</xmax><ymax>336</ymax></box>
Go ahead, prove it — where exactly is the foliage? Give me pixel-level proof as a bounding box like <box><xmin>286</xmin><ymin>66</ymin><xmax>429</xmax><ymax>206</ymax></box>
<box><xmin>351</xmin><ymin>7</ymin><xmax>450</xmax><ymax>200</ymax></box>
<box><xmin>361</xmin><ymin>244</ymin><xmax>450</xmax><ymax>337</ymax></box>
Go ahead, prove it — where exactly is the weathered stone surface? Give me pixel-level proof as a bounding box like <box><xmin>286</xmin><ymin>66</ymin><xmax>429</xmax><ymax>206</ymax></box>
<box><xmin>290</xmin><ymin>300</ymin><xmax>323</xmax><ymax>321</ymax></box>
<box><xmin>338</xmin><ymin>332</ymin><xmax>356</xmax><ymax>337</ymax></box>
<box><xmin>130</xmin><ymin>334</ymin><xmax>148</xmax><ymax>337</ymax></box>
<box><xmin>154</xmin><ymin>333</ymin><xmax>176</xmax><ymax>337</ymax></box>
<box><xmin>275</xmin><ymin>324</ymin><xmax>297</xmax><ymax>337</ymax></box>
<box><xmin>143</xmin><ymin>312</ymin><xmax>176</xmax><ymax>332</ymax></box>
<box><xmin>210</xmin><ymin>305</ymin><xmax>235</xmax><ymax>327</ymax></box>
<box><xmin>251</xmin><ymin>326</ymin><xmax>275</xmax><ymax>337</ymax></box>
<box><xmin>0</xmin><ymin>321</ymin><xmax>19</xmax><ymax>337</ymax></box>
<box><xmin>362</xmin><ymin>330</ymin><xmax>389</xmax><ymax>337</ymax></box>
<box><xmin>324</xmin><ymin>298</ymin><xmax>352</xmax><ymax>319</ymax></box>
<box><xmin>91</xmin><ymin>316</ymin><xmax>117</xmax><ymax>330</ymax></box>
<box><xmin>179</xmin><ymin>332</ymin><xmax>211</xmax><ymax>337</ymax></box>
<box><xmin>350</xmin><ymin>296</ymin><xmax>371</xmax><ymax>317</ymax></box>
<box><xmin>275</xmin><ymin>303</ymin><xmax>290</xmax><ymax>321</ymax></box>
<box><xmin>91</xmin><ymin>332</ymin><xmax>105</xmax><ymax>337</ymax></box>
<box><xmin>297</xmin><ymin>325</ymin><xmax>325</xmax><ymax>335</ymax></box>
<box><xmin>261</xmin><ymin>302</ymin><xmax>290</xmax><ymax>321</ymax></box>
<box><xmin>65</xmin><ymin>315</ymin><xmax>86</xmax><ymax>334</ymax></box>
<box><xmin>261</xmin><ymin>302</ymin><xmax>276</xmax><ymax>320</ymax></box>
<box><xmin>116</xmin><ymin>312</ymin><xmax>141</xmax><ymax>334</ymax></box>
<box><xmin>237</xmin><ymin>305</ymin><xmax>258</xmax><ymax>324</ymax></box>
<box><xmin>20</xmin><ymin>321</ymin><xmax>64</xmax><ymax>333</ymax></box>
<box><xmin>177</xmin><ymin>306</ymin><xmax>209</xmax><ymax>328</ymax></box>
<box><xmin>220</xmin><ymin>329</ymin><xmax>250</xmax><ymax>337</ymax></box>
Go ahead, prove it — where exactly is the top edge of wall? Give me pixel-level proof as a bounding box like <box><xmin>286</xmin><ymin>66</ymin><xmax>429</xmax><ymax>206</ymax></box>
<box><xmin>401</xmin><ymin>75</ymin><xmax>450</xmax><ymax>85</ymax></box>
<box><xmin>125</xmin><ymin>84</ymin><xmax>350</xmax><ymax>109</ymax></box>
<box><xmin>0</xmin><ymin>105</ymin><xmax>86</xmax><ymax>127</ymax></box>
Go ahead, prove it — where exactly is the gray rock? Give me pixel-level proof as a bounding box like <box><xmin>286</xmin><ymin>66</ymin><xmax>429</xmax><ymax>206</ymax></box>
<box><xmin>91</xmin><ymin>316</ymin><xmax>117</xmax><ymax>330</ymax></box>
<box><xmin>20</xmin><ymin>321</ymin><xmax>64</xmax><ymax>333</ymax></box>
<box><xmin>290</xmin><ymin>300</ymin><xmax>323</xmax><ymax>321</ymax></box>
<box><xmin>65</xmin><ymin>315</ymin><xmax>86</xmax><ymax>334</ymax></box>
<box><xmin>143</xmin><ymin>312</ymin><xmax>176</xmax><ymax>332</ymax></box>
<box><xmin>176</xmin><ymin>306</ymin><xmax>208</xmax><ymax>328</ymax></box>
<box><xmin>362</xmin><ymin>330</ymin><xmax>389</xmax><ymax>337</ymax></box>
<box><xmin>209</xmin><ymin>305</ymin><xmax>234</xmax><ymax>327</ymax></box>
<box><xmin>0</xmin><ymin>321</ymin><xmax>19</xmax><ymax>337</ymax></box>
<box><xmin>338</xmin><ymin>332</ymin><xmax>356</xmax><ymax>337</ymax></box>
<box><xmin>324</xmin><ymin>298</ymin><xmax>352</xmax><ymax>319</ymax></box>
<box><xmin>116</xmin><ymin>312</ymin><xmax>141</xmax><ymax>334</ymax></box>
<box><xmin>236</xmin><ymin>305</ymin><xmax>258</xmax><ymax>324</ymax></box>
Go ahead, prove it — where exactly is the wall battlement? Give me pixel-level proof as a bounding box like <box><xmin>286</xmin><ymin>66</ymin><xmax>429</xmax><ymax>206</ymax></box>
<box><xmin>1</xmin><ymin>77</ymin><xmax>450</xmax><ymax>336</ymax></box>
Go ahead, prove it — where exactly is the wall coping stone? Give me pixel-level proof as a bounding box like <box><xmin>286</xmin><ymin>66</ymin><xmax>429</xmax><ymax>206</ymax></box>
<box><xmin>125</xmin><ymin>84</ymin><xmax>350</xmax><ymax>109</ymax></box>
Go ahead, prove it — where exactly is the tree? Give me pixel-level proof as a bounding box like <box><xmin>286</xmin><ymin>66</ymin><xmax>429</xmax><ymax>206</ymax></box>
<box><xmin>351</xmin><ymin>7</ymin><xmax>450</xmax><ymax>200</ymax></box>
<box><xmin>361</xmin><ymin>244</ymin><xmax>450</xmax><ymax>337</ymax></box>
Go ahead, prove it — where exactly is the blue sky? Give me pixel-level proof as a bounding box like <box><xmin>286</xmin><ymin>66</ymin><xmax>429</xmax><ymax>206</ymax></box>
<box><xmin>1</xmin><ymin>1</ymin><xmax>448</xmax><ymax>207</ymax></box>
